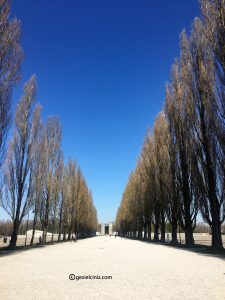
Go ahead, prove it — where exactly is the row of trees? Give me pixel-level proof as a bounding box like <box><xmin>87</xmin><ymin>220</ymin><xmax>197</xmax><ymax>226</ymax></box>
<box><xmin>115</xmin><ymin>0</ymin><xmax>225</xmax><ymax>249</ymax></box>
<box><xmin>0</xmin><ymin>1</ymin><xmax>98</xmax><ymax>249</ymax></box>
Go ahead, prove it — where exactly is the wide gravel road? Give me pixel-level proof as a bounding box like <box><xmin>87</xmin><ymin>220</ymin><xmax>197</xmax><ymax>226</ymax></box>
<box><xmin>0</xmin><ymin>236</ymin><xmax>224</xmax><ymax>300</ymax></box>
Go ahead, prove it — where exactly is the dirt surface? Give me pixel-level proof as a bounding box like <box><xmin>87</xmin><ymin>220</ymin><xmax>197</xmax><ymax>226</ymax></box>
<box><xmin>0</xmin><ymin>236</ymin><xmax>224</xmax><ymax>300</ymax></box>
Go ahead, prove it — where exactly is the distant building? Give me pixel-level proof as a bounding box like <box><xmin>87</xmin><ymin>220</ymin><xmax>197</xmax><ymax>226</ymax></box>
<box><xmin>99</xmin><ymin>222</ymin><xmax>113</xmax><ymax>235</ymax></box>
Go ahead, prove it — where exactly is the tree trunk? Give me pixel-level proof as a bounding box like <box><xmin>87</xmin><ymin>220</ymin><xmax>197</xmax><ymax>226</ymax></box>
<box><xmin>179</xmin><ymin>139</ymin><xmax>195</xmax><ymax>247</ymax></box>
<box><xmin>153</xmin><ymin>210</ymin><xmax>160</xmax><ymax>241</ymax></box>
<box><xmin>30</xmin><ymin>213</ymin><xmax>37</xmax><ymax>246</ymax></box>
<box><xmin>43</xmin><ymin>194</ymin><xmax>50</xmax><ymax>244</ymax></box>
<box><xmin>58</xmin><ymin>215</ymin><xmax>63</xmax><ymax>241</ymax></box>
<box><xmin>184</xmin><ymin>205</ymin><xmax>194</xmax><ymax>246</ymax></box>
<box><xmin>9</xmin><ymin>219</ymin><xmax>20</xmax><ymax>249</ymax></box>
<box><xmin>147</xmin><ymin>222</ymin><xmax>151</xmax><ymax>240</ymax></box>
<box><xmin>160</xmin><ymin>211</ymin><xmax>166</xmax><ymax>242</ymax></box>
<box><xmin>184</xmin><ymin>229</ymin><xmax>194</xmax><ymax>246</ymax></box>
<box><xmin>63</xmin><ymin>227</ymin><xmax>66</xmax><ymax>240</ymax></box>
<box><xmin>9</xmin><ymin>190</ymin><xmax>23</xmax><ymax>249</ymax></box>
<box><xmin>199</xmin><ymin>92</ymin><xmax>223</xmax><ymax>249</ymax></box>
<box><xmin>68</xmin><ymin>228</ymin><xmax>71</xmax><ymax>240</ymax></box>
<box><xmin>58</xmin><ymin>229</ymin><xmax>62</xmax><ymax>241</ymax></box>
<box><xmin>171</xmin><ymin>219</ymin><xmax>178</xmax><ymax>244</ymax></box>
<box><xmin>144</xmin><ymin>223</ymin><xmax>147</xmax><ymax>240</ymax></box>
<box><xmin>211</xmin><ymin>205</ymin><xmax>223</xmax><ymax>249</ymax></box>
<box><xmin>154</xmin><ymin>223</ymin><xmax>159</xmax><ymax>241</ymax></box>
<box><xmin>42</xmin><ymin>225</ymin><xmax>46</xmax><ymax>244</ymax></box>
<box><xmin>138</xmin><ymin>228</ymin><xmax>142</xmax><ymax>239</ymax></box>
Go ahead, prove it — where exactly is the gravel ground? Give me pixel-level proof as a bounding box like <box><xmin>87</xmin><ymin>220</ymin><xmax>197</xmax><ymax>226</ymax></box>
<box><xmin>0</xmin><ymin>236</ymin><xmax>224</xmax><ymax>300</ymax></box>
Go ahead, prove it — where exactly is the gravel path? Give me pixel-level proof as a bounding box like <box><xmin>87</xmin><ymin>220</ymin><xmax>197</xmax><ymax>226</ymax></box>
<box><xmin>0</xmin><ymin>236</ymin><xmax>224</xmax><ymax>300</ymax></box>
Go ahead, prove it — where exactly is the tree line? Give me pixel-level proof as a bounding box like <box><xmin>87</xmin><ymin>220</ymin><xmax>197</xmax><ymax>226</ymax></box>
<box><xmin>115</xmin><ymin>0</ymin><xmax>225</xmax><ymax>249</ymax></box>
<box><xmin>0</xmin><ymin>0</ymin><xmax>98</xmax><ymax>249</ymax></box>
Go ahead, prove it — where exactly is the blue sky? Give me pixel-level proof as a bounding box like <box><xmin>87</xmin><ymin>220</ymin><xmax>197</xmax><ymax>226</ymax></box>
<box><xmin>1</xmin><ymin>0</ymin><xmax>200</xmax><ymax>223</ymax></box>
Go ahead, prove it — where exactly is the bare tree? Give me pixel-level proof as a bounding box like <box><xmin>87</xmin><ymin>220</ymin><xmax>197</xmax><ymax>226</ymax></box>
<box><xmin>181</xmin><ymin>17</ymin><xmax>224</xmax><ymax>249</ymax></box>
<box><xmin>145</xmin><ymin>132</ymin><xmax>160</xmax><ymax>242</ymax></box>
<box><xmin>153</xmin><ymin>112</ymin><xmax>170</xmax><ymax>242</ymax></box>
<box><xmin>164</xmin><ymin>113</ymin><xmax>180</xmax><ymax>244</ymax></box>
<box><xmin>201</xmin><ymin>0</ymin><xmax>225</xmax><ymax>125</ymax></box>
<box><xmin>165</xmin><ymin>58</ymin><xmax>199</xmax><ymax>246</ymax></box>
<box><xmin>0</xmin><ymin>0</ymin><xmax>22</xmax><ymax>168</ymax></box>
<box><xmin>39</xmin><ymin>116</ymin><xmax>62</xmax><ymax>244</ymax></box>
<box><xmin>57</xmin><ymin>163</ymin><xmax>66</xmax><ymax>241</ymax></box>
<box><xmin>61</xmin><ymin>159</ymin><xmax>76</xmax><ymax>240</ymax></box>
<box><xmin>1</xmin><ymin>75</ymin><xmax>39</xmax><ymax>248</ymax></box>
<box><xmin>29</xmin><ymin>109</ymin><xmax>44</xmax><ymax>245</ymax></box>
<box><xmin>57</xmin><ymin>160</ymin><xmax>98</xmax><ymax>240</ymax></box>
<box><xmin>50</xmin><ymin>153</ymin><xmax>63</xmax><ymax>241</ymax></box>
<box><xmin>141</xmin><ymin>130</ymin><xmax>155</xmax><ymax>240</ymax></box>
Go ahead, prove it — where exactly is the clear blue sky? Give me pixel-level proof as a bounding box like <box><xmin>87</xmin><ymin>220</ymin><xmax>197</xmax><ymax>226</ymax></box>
<box><xmin>1</xmin><ymin>0</ymin><xmax>200</xmax><ymax>223</ymax></box>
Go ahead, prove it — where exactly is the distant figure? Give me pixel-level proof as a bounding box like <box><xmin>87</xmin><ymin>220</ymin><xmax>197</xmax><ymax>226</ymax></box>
<box><xmin>39</xmin><ymin>235</ymin><xmax>42</xmax><ymax>244</ymax></box>
<box><xmin>115</xmin><ymin>234</ymin><xmax>116</xmax><ymax>239</ymax></box>
<box><xmin>3</xmin><ymin>236</ymin><xmax>7</xmax><ymax>243</ymax></box>
<box><xmin>72</xmin><ymin>235</ymin><xmax>77</xmax><ymax>242</ymax></box>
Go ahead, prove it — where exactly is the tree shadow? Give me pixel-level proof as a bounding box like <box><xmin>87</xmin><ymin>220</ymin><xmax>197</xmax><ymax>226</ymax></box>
<box><xmin>125</xmin><ymin>237</ymin><xmax>225</xmax><ymax>261</ymax></box>
<box><xmin>0</xmin><ymin>239</ymin><xmax>71</xmax><ymax>258</ymax></box>
<box><xmin>0</xmin><ymin>236</ymin><xmax>95</xmax><ymax>257</ymax></box>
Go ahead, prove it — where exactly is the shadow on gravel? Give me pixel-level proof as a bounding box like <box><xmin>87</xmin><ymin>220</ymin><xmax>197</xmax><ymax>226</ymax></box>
<box><xmin>125</xmin><ymin>238</ymin><xmax>225</xmax><ymax>261</ymax></box>
<box><xmin>0</xmin><ymin>240</ymin><xmax>72</xmax><ymax>257</ymax></box>
<box><xmin>0</xmin><ymin>236</ymin><xmax>96</xmax><ymax>257</ymax></box>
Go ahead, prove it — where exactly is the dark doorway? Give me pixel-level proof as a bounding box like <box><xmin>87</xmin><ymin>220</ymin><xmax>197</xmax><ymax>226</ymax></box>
<box><xmin>105</xmin><ymin>225</ymin><xmax>109</xmax><ymax>235</ymax></box>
